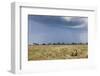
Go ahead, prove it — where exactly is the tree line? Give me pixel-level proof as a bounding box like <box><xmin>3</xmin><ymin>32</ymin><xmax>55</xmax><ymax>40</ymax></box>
<box><xmin>32</xmin><ymin>42</ymin><xmax>88</xmax><ymax>45</ymax></box>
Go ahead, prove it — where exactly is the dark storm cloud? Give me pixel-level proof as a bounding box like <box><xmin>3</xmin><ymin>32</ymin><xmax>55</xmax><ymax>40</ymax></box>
<box><xmin>28</xmin><ymin>15</ymin><xmax>87</xmax><ymax>28</ymax></box>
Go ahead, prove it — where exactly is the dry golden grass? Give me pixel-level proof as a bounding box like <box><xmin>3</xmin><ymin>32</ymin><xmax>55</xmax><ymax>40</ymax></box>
<box><xmin>28</xmin><ymin>45</ymin><xmax>88</xmax><ymax>61</ymax></box>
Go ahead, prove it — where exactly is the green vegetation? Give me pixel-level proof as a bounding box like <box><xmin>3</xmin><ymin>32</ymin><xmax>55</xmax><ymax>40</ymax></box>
<box><xmin>28</xmin><ymin>45</ymin><xmax>88</xmax><ymax>61</ymax></box>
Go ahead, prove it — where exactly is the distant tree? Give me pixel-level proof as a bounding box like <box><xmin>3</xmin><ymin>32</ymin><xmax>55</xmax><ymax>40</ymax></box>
<box><xmin>53</xmin><ymin>43</ymin><xmax>56</xmax><ymax>45</ymax></box>
<box><xmin>57</xmin><ymin>42</ymin><xmax>60</xmax><ymax>45</ymax></box>
<box><xmin>85</xmin><ymin>43</ymin><xmax>88</xmax><ymax>45</ymax></box>
<box><xmin>72</xmin><ymin>43</ymin><xmax>76</xmax><ymax>45</ymax></box>
<box><xmin>62</xmin><ymin>42</ymin><xmax>65</xmax><ymax>45</ymax></box>
<box><xmin>42</xmin><ymin>43</ymin><xmax>46</xmax><ymax>45</ymax></box>
<box><xmin>79</xmin><ymin>43</ymin><xmax>83</xmax><ymax>45</ymax></box>
<box><xmin>33</xmin><ymin>43</ymin><xmax>39</xmax><ymax>45</ymax></box>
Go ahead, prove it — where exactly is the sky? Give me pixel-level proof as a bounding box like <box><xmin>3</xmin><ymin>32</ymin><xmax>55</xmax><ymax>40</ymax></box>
<box><xmin>28</xmin><ymin>15</ymin><xmax>88</xmax><ymax>44</ymax></box>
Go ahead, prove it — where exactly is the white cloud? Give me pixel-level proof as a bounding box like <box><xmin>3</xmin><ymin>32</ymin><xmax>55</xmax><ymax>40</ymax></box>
<box><xmin>63</xmin><ymin>17</ymin><xmax>72</xmax><ymax>21</ymax></box>
<box><xmin>62</xmin><ymin>17</ymin><xmax>88</xmax><ymax>28</ymax></box>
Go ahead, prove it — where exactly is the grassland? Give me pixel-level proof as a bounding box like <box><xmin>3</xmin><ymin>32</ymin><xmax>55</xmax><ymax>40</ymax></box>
<box><xmin>28</xmin><ymin>45</ymin><xmax>88</xmax><ymax>61</ymax></box>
